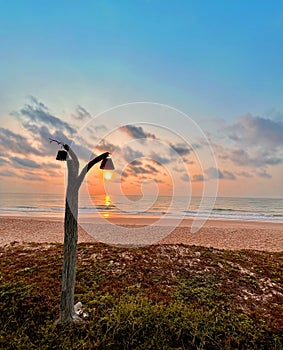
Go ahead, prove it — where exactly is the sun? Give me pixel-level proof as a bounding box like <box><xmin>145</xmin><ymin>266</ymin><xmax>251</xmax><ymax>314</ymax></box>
<box><xmin>104</xmin><ymin>171</ymin><xmax>113</xmax><ymax>181</ymax></box>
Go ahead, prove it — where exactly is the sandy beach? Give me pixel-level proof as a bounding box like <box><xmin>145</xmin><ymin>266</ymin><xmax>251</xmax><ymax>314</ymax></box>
<box><xmin>0</xmin><ymin>215</ymin><xmax>282</xmax><ymax>251</ymax></box>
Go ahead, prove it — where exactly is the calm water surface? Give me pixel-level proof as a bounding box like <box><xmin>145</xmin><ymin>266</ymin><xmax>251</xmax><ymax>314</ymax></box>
<box><xmin>0</xmin><ymin>193</ymin><xmax>283</xmax><ymax>223</ymax></box>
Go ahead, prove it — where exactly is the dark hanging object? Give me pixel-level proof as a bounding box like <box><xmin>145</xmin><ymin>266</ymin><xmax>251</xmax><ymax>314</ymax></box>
<box><xmin>56</xmin><ymin>150</ymin><xmax>68</xmax><ymax>161</ymax></box>
<box><xmin>100</xmin><ymin>156</ymin><xmax>115</xmax><ymax>170</ymax></box>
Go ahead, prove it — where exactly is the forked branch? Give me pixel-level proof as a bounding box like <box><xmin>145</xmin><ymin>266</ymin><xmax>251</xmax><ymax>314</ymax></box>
<box><xmin>49</xmin><ymin>138</ymin><xmax>110</xmax><ymax>188</ymax></box>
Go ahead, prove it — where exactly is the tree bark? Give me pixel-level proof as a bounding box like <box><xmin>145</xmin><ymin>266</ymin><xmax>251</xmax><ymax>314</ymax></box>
<box><xmin>57</xmin><ymin>145</ymin><xmax>81</xmax><ymax>324</ymax></box>
<box><xmin>57</xmin><ymin>186</ymin><xmax>80</xmax><ymax>323</ymax></box>
<box><xmin>56</xmin><ymin>145</ymin><xmax>110</xmax><ymax>324</ymax></box>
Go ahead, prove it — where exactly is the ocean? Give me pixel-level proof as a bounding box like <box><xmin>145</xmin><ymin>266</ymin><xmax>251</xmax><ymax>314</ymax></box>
<box><xmin>0</xmin><ymin>193</ymin><xmax>282</xmax><ymax>223</ymax></box>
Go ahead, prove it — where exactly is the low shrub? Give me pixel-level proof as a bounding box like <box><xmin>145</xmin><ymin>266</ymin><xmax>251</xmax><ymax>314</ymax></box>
<box><xmin>1</xmin><ymin>243</ymin><xmax>282</xmax><ymax>349</ymax></box>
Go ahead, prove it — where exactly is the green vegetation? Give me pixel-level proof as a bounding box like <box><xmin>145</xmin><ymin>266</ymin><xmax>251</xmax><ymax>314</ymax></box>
<box><xmin>0</xmin><ymin>242</ymin><xmax>282</xmax><ymax>349</ymax></box>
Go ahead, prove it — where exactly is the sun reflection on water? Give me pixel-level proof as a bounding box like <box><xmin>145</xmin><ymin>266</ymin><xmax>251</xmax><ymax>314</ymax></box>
<box><xmin>102</xmin><ymin>194</ymin><xmax>112</xmax><ymax>218</ymax></box>
<box><xmin>104</xmin><ymin>194</ymin><xmax>111</xmax><ymax>206</ymax></box>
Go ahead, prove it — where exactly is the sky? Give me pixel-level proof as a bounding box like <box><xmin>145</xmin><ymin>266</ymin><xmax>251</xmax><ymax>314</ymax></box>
<box><xmin>0</xmin><ymin>0</ymin><xmax>283</xmax><ymax>198</ymax></box>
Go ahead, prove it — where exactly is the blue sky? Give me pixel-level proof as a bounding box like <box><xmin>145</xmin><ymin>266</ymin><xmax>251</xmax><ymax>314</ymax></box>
<box><xmin>0</xmin><ymin>1</ymin><xmax>283</xmax><ymax>197</ymax></box>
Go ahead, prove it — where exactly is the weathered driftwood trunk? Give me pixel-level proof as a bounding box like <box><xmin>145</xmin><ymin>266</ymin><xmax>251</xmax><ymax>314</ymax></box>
<box><xmin>57</xmin><ymin>145</ymin><xmax>81</xmax><ymax>324</ymax></box>
<box><xmin>58</xmin><ymin>187</ymin><xmax>80</xmax><ymax>323</ymax></box>
<box><xmin>56</xmin><ymin>144</ymin><xmax>110</xmax><ymax>324</ymax></box>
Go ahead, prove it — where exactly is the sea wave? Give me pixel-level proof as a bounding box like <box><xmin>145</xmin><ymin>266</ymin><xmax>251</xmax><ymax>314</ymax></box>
<box><xmin>1</xmin><ymin>194</ymin><xmax>283</xmax><ymax>223</ymax></box>
<box><xmin>182</xmin><ymin>209</ymin><xmax>283</xmax><ymax>222</ymax></box>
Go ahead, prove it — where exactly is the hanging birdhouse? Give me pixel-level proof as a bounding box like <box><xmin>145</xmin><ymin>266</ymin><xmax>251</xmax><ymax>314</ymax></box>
<box><xmin>56</xmin><ymin>150</ymin><xmax>68</xmax><ymax>161</ymax></box>
<box><xmin>100</xmin><ymin>156</ymin><xmax>115</xmax><ymax>170</ymax></box>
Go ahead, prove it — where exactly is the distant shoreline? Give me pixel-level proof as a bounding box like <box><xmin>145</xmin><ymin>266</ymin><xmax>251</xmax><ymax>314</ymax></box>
<box><xmin>0</xmin><ymin>215</ymin><xmax>282</xmax><ymax>252</ymax></box>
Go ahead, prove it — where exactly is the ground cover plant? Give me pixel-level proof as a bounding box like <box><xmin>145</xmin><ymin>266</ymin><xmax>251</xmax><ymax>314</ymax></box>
<box><xmin>0</xmin><ymin>242</ymin><xmax>282</xmax><ymax>349</ymax></box>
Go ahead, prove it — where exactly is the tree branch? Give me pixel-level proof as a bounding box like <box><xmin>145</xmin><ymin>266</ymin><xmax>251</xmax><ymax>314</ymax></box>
<box><xmin>77</xmin><ymin>152</ymin><xmax>110</xmax><ymax>188</ymax></box>
<box><xmin>49</xmin><ymin>138</ymin><xmax>64</xmax><ymax>146</ymax></box>
<box><xmin>49</xmin><ymin>138</ymin><xmax>109</xmax><ymax>189</ymax></box>
<box><xmin>63</xmin><ymin>144</ymin><xmax>79</xmax><ymax>168</ymax></box>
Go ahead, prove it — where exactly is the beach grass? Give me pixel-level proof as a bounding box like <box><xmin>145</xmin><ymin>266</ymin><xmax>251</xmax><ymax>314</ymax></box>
<box><xmin>0</xmin><ymin>242</ymin><xmax>282</xmax><ymax>349</ymax></box>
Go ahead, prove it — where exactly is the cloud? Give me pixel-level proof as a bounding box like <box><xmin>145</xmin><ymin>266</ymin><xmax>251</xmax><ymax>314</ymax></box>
<box><xmin>192</xmin><ymin>174</ymin><xmax>204</xmax><ymax>182</ymax></box>
<box><xmin>170</xmin><ymin>143</ymin><xmax>191</xmax><ymax>157</ymax></box>
<box><xmin>181</xmin><ymin>173</ymin><xmax>190</xmax><ymax>182</ymax></box>
<box><xmin>87</xmin><ymin>124</ymin><xmax>108</xmax><ymax>136</ymax></box>
<box><xmin>73</xmin><ymin>105</ymin><xmax>92</xmax><ymax>120</ymax></box>
<box><xmin>1</xmin><ymin>97</ymin><xmax>121</xmax><ymax>184</ymax></box>
<box><xmin>96</xmin><ymin>139</ymin><xmax>118</xmax><ymax>154</ymax></box>
<box><xmin>0</xmin><ymin>157</ymin><xmax>9</xmax><ymax>166</ymax></box>
<box><xmin>132</xmin><ymin>167</ymin><xmax>147</xmax><ymax>175</ymax></box>
<box><xmin>14</xmin><ymin>104</ymin><xmax>93</xmax><ymax>160</ymax></box>
<box><xmin>257</xmin><ymin>170</ymin><xmax>272</xmax><ymax>179</ymax></box>
<box><xmin>16</xmin><ymin>96</ymin><xmax>76</xmax><ymax>135</ymax></box>
<box><xmin>11</xmin><ymin>157</ymin><xmax>42</xmax><ymax>169</ymax></box>
<box><xmin>1</xmin><ymin>97</ymin><xmax>113</xmax><ymax>176</ymax></box>
<box><xmin>131</xmin><ymin>159</ymin><xmax>143</xmax><ymax>166</ymax></box>
<box><xmin>5</xmin><ymin>97</ymin><xmax>84</xmax><ymax>160</ymax></box>
<box><xmin>150</xmin><ymin>152</ymin><xmax>171</xmax><ymax>165</ymax></box>
<box><xmin>226</xmin><ymin>113</ymin><xmax>283</xmax><ymax>149</ymax></box>
<box><xmin>220</xmin><ymin>148</ymin><xmax>283</xmax><ymax>168</ymax></box>
<box><xmin>120</xmin><ymin>125</ymin><xmax>156</xmax><ymax>140</ymax></box>
<box><xmin>21</xmin><ymin>172</ymin><xmax>45</xmax><ymax>181</ymax></box>
<box><xmin>18</xmin><ymin>123</ymin><xmax>74</xmax><ymax>157</ymax></box>
<box><xmin>48</xmin><ymin>129</ymin><xmax>93</xmax><ymax>161</ymax></box>
<box><xmin>205</xmin><ymin>167</ymin><xmax>219</xmax><ymax>179</ymax></box>
<box><xmin>145</xmin><ymin>164</ymin><xmax>159</xmax><ymax>173</ymax></box>
<box><xmin>237</xmin><ymin>171</ymin><xmax>253</xmax><ymax>178</ymax></box>
<box><xmin>205</xmin><ymin>167</ymin><xmax>236</xmax><ymax>180</ymax></box>
<box><xmin>124</xmin><ymin>159</ymin><xmax>160</xmax><ymax>178</ymax></box>
<box><xmin>39</xmin><ymin>125</ymin><xmax>72</xmax><ymax>146</ymax></box>
<box><xmin>0</xmin><ymin>127</ymin><xmax>42</xmax><ymax>156</ymax></box>
<box><xmin>221</xmin><ymin>170</ymin><xmax>237</xmax><ymax>180</ymax></box>
<box><xmin>151</xmin><ymin>178</ymin><xmax>164</xmax><ymax>184</ymax></box>
<box><xmin>123</xmin><ymin>146</ymin><xmax>144</xmax><ymax>163</ymax></box>
<box><xmin>0</xmin><ymin>170</ymin><xmax>15</xmax><ymax>177</ymax></box>
<box><xmin>43</xmin><ymin>162</ymin><xmax>61</xmax><ymax>169</ymax></box>
<box><xmin>28</xmin><ymin>95</ymin><xmax>49</xmax><ymax>110</ymax></box>
<box><xmin>217</xmin><ymin>113</ymin><xmax>283</xmax><ymax>174</ymax></box>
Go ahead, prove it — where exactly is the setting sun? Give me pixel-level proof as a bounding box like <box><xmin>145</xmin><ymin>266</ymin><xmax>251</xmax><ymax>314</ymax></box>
<box><xmin>104</xmin><ymin>171</ymin><xmax>113</xmax><ymax>181</ymax></box>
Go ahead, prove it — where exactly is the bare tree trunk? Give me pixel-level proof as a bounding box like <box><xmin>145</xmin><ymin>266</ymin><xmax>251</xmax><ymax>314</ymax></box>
<box><xmin>57</xmin><ymin>186</ymin><xmax>81</xmax><ymax>323</ymax></box>
<box><xmin>56</xmin><ymin>145</ymin><xmax>81</xmax><ymax>324</ymax></box>
<box><xmin>55</xmin><ymin>144</ymin><xmax>110</xmax><ymax>325</ymax></box>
